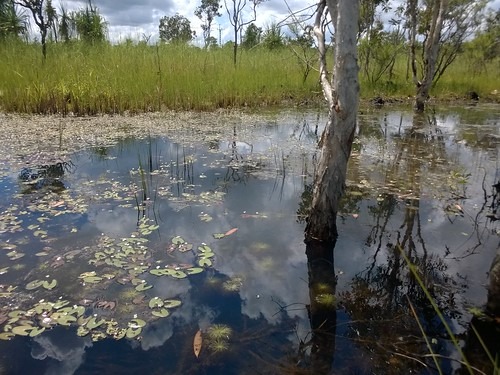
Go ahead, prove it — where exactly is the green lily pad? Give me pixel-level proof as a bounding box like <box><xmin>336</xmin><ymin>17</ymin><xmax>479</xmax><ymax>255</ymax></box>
<box><xmin>198</xmin><ymin>245</ymin><xmax>212</xmax><ymax>253</ymax></box>
<box><xmin>91</xmin><ymin>331</ymin><xmax>107</xmax><ymax>342</ymax></box>
<box><xmin>171</xmin><ymin>236</ymin><xmax>185</xmax><ymax>245</ymax></box>
<box><xmin>111</xmin><ymin>328</ymin><xmax>126</xmax><ymax>340</ymax></box>
<box><xmin>78</xmin><ymin>271</ymin><xmax>97</xmax><ymax>278</ymax></box>
<box><xmin>150</xmin><ymin>269</ymin><xmax>168</xmax><ymax>276</ymax></box>
<box><xmin>149</xmin><ymin>297</ymin><xmax>163</xmax><ymax>309</ymax></box>
<box><xmin>166</xmin><ymin>269</ymin><xmax>187</xmax><ymax>279</ymax></box>
<box><xmin>86</xmin><ymin>316</ymin><xmax>106</xmax><ymax>329</ymax></box>
<box><xmin>198</xmin><ymin>258</ymin><xmax>213</xmax><ymax>267</ymax></box>
<box><xmin>94</xmin><ymin>252</ymin><xmax>107</xmax><ymax>260</ymax></box>
<box><xmin>0</xmin><ymin>332</ymin><xmax>15</xmax><ymax>340</ymax></box>
<box><xmin>83</xmin><ymin>276</ymin><xmax>103</xmax><ymax>284</ymax></box>
<box><xmin>162</xmin><ymin>299</ymin><xmax>182</xmax><ymax>309</ymax></box>
<box><xmin>29</xmin><ymin>326</ymin><xmax>46</xmax><ymax>337</ymax></box>
<box><xmin>129</xmin><ymin>318</ymin><xmax>146</xmax><ymax>328</ymax></box>
<box><xmin>12</xmin><ymin>325</ymin><xmax>34</xmax><ymax>336</ymax></box>
<box><xmin>135</xmin><ymin>282</ymin><xmax>152</xmax><ymax>291</ymax></box>
<box><xmin>212</xmin><ymin>233</ymin><xmax>226</xmax><ymax>239</ymax></box>
<box><xmin>42</xmin><ymin>279</ymin><xmax>57</xmax><ymax>290</ymax></box>
<box><xmin>77</xmin><ymin>326</ymin><xmax>90</xmax><ymax>337</ymax></box>
<box><xmin>26</xmin><ymin>280</ymin><xmax>44</xmax><ymax>290</ymax></box>
<box><xmin>58</xmin><ymin>305</ymin><xmax>85</xmax><ymax>317</ymax></box>
<box><xmin>7</xmin><ymin>310</ymin><xmax>25</xmax><ymax>319</ymax></box>
<box><xmin>126</xmin><ymin>326</ymin><xmax>142</xmax><ymax>338</ymax></box>
<box><xmin>151</xmin><ymin>308</ymin><xmax>170</xmax><ymax>318</ymax></box>
<box><xmin>186</xmin><ymin>267</ymin><xmax>204</xmax><ymax>275</ymax></box>
<box><xmin>34</xmin><ymin>230</ymin><xmax>48</xmax><ymax>237</ymax></box>
<box><xmin>34</xmin><ymin>302</ymin><xmax>54</xmax><ymax>314</ymax></box>
<box><xmin>199</xmin><ymin>252</ymin><xmax>215</xmax><ymax>259</ymax></box>
<box><xmin>53</xmin><ymin>300</ymin><xmax>70</xmax><ymax>309</ymax></box>
<box><xmin>53</xmin><ymin>313</ymin><xmax>77</xmax><ymax>326</ymax></box>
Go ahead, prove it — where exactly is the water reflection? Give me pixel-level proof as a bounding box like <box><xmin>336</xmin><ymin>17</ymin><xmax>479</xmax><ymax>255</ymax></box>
<box><xmin>0</xmin><ymin>106</ymin><xmax>499</xmax><ymax>374</ymax></box>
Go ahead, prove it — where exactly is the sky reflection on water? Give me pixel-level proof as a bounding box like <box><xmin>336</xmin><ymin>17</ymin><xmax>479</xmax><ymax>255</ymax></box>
<box><xmin>0</xmin><ymin>105</ymin><xmax>499</xmax><ymax>374</ymax></box>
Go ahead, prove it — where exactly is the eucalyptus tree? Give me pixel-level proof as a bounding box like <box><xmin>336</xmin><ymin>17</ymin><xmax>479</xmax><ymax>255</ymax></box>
<box><xmin>0</xmin><ymin>0</ymin><xmax>28</xmax><ymax>39</ymax></box>
<box><xmin>14</xmin><ymin>0</ymin><xmax>55</xmax><ymax>58</ymax></box>
<box><xmin>305</xmin><ymin>0</ymin><xmax>359</xmax><ymax>245</ymax></box>
<box><xmin>194</xmin><ymin>0</ymin><xmax>221</xmax><ymax>48</ymax></box>
<box><xmin>224</xmin><ymin>0</ymin><xmax>266</xmax><ymax>65</ymax></box>
<box><xmin>406</xmin><ymin>0</ymin><xmax>487</xmax><ymax>111</ymax></box>
<box><xmin>159</xmin><ymin>13</ymin><xmax>195</xmax><ymax>44</ymax></box>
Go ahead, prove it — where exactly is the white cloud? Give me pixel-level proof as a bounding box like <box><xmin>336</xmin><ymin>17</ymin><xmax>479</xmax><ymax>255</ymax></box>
<box><xmin>50</xmin><ymin>0</ymin><xmax>317</xmax><ymax>44</ymax></box>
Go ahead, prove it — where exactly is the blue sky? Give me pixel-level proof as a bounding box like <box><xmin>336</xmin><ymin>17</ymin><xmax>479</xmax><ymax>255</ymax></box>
<box><xmin>47</xmin><ymin>0</ymin><xmax>500</xmax><ymax>44</ymax></box>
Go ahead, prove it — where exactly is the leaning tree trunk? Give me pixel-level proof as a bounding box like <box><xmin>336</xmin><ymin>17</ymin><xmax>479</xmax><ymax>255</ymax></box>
<box><xmin>305</xmin><ymin>0</ymin><xmax>359</xmax><ymax>245</ymax></box>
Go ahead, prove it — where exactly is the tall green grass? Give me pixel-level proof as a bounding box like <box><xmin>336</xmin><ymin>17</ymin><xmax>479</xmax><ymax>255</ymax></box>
<box><xmin>0</xmin><ymin>40</ymin><xmax>498</xmax><ymax>114</ymax></box>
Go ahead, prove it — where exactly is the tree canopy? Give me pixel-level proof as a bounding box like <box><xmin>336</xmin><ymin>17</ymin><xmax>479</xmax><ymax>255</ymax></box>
<box><xmin>159</xmin><ymin>13</ymin><xmax>195</xmax><ymax>44</ymax></box>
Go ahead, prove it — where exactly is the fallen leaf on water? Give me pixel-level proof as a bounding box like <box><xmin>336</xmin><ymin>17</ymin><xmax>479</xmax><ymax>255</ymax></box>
<box><xmin>224</xmin><ymin>228</ymin><xmax>238</xmax><ymax>236</ymax></box>
<box><xmin>194</xmin><ymin>330</ymin><xmax>202</xmax><ymax>358</ymax></box>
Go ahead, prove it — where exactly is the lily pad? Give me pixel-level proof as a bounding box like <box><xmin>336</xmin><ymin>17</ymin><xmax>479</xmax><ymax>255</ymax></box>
<box><xmin>149</xmin><ymin>297</ymin><xmax>163</xmax><ymax>309</ymax></box>
<box><xmin>163</xmin><ymin>299</ymin><xmax>182</xmax><ymax>309</ymax></box>
<box><xmin>12</xmin><ymin>325</ymin><xmax>34</xmax><ymax>336</ymax></box>
<box><xmin>198</xmin><ymin>245</ymin><xmax>212</xmax><ymax>253</ymax></box>
<box><xmin>150</xmin><ymin>269</ymin><xmax>168</xmax><ymax>276</ymax></box>
<box><xmin>129</xmin><ymin>318</ymin><xmax>146</xmax><ymax>328</ymax></box>
<box><xmin>77</xmin><ymin>326</ymin><xmax>90</xmax><ymax>337</ymax></box>
<box><xmin>171</xmin><ymin>236</ymin><xmax>185</xmax><ymax>245</ymax></box>
<box><xmin>87</xmin><ymin>316</ymin><xmax>106</xmax><ymax>329</ymax></box>
<box><xmin>126</xmin><ymin>326</ymin><xmax>142</xmax><ymax>338</ymax></box>
<box><xmin>166</xmin><ymin>269</ymin><xmax>187</xmax><ymax>279</ymax></box>
<box><xmin>152</xmin><ymin>308</ymin><xmax>170</xmax><ymax>318</ymax></box>
<box><xmin>42</xmin><ymin>279</ymin><xmax>57</xmax><ymax>290</ymax></box>
<box><xmin>198</xmin><ymin>258</ymin><xmax>213</xmax><ymax>267</ymax></box>
<box><xmin>26</xmin><ymin>280</ymin><xmax>44</xmax><ymax>290</ymax></box>
<box><xmin>29</xmin><ymin>326</ymin><xmax>46</xmax><ymax>337</ymax></box>
<box><xmin>83</xmin><ymin>276</ymin><xmax>103</xmax><ymax>284</ymax></box>
<box><xmin>186</xmin><ymin>267</ymin><xmax>203</xmax><ymax>275</ymax></box>
<box><xmin>53</xmin><ymin>300</ymin><xmax>70</xmax><ymax>309</ymax></box>
<box><xmin>0</xmin><ymin>332</ymin><xmax>15</xmax><ymax>340</ymax></box>
<box><xmin>135</xmin><ymin>282</ymin><xmax>152</xmax><ymax>291</ymax></box>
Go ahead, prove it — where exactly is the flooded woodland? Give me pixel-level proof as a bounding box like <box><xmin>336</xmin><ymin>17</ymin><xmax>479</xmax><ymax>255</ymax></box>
<box><xmin>0</xmin><ymin>104</ymin><xmax>499</xmax><ymax>374</ymax></box>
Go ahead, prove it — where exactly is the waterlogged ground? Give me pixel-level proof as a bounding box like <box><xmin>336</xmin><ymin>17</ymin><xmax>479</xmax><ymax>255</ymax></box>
<box><xmin>0</xmin><ymin>105</ymin><xmax>499</xmax><ymax>374</ymax></box>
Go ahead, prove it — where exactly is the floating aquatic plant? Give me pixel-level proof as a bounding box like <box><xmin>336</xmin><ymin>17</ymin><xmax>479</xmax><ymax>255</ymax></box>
<box><xmin>206</xmin><ymin>324</ymin><xmax>232</xmax><ymax>341</ymax></box>
<box><xmin>315</xmin><ymin>293</ymin><xmax>336</xmax><ymax>307</ymax></box>
<box><xmin>222</xmin><ymin>276</ymin><xmax>243</xmax><ymax>292</ymax></box>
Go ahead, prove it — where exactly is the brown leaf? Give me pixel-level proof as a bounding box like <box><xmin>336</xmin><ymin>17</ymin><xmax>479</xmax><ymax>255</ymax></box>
<box><xmin>224</xmin><ymin>228</ymin><xmax>238</xmax><ymax>236</ymax></box>
<box><xmin>193</xmin><ymin>329</ymin><xmax>202</xmax><ymax>358</ymax></box>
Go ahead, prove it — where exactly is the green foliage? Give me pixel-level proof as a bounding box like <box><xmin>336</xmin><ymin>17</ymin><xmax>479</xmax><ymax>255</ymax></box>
<box><xmin>159</xmin><ymin>13</ymin><xmax>195</xmax><ymax>44</ymax></box>
<box><xmin>0</xmin><ymin>40</ymin><xmax>317</xmax><ymax>114</ymax></box>
<box><xmin>0</xmin><ymin>0</ymin><xmax>27</xmax><ymax>39</ymax></box>
<box><xmin>242</xmin><ymin>23</ymin><xmax>261</xmax><ymax>49</ymax></box>
<box><xmin>262</xmin><ymin>23</ymin><xmax>284</xmax><ymax>50</ymax></box>
<box><xmin>71</xmin><ymin>1</ymin><xmax>107</xmax><ymax>44</ymax></box>
<box><xmin>194</xmin><ymin>0</ymin><xmax>221</xmax><ymax>48</ymax></box>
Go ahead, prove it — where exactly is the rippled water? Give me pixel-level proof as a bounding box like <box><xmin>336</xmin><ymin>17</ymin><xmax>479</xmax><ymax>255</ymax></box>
<box><xmin>0</xmin><ymin>104</ymin><xmax>499</xmax><ymax>374</ymax></box>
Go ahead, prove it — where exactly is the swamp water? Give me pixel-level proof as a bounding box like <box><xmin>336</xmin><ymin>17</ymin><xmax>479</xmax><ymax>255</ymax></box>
<box><xmin>0</xmin><ymin>105</ymin><xmax>499</xmax><ymax>374</ymax></box>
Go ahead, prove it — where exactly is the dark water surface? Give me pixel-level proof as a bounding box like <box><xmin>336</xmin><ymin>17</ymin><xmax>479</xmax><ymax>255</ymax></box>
<box><xmin>0</xmin><ymin>105</ymin><xmax>499</xmax><ymax>374</ymax></box>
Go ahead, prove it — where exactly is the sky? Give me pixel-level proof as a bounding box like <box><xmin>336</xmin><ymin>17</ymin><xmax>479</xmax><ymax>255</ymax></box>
<box><xmin>50</xmin><ymin>0</ymin><xmax>317</xmax><ymax>44</ymax></box>
<box><xmin>44</xmin><ymin>0</ymin><xmax>500</xmax><ymax>44</ymax></box>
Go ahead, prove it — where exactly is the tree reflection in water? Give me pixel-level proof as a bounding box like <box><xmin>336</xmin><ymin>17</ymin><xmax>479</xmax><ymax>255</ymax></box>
<box><xmin>297</xmin><ymin>111</ymin><xmax>500</xmax><ymax>374</ymax></box>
